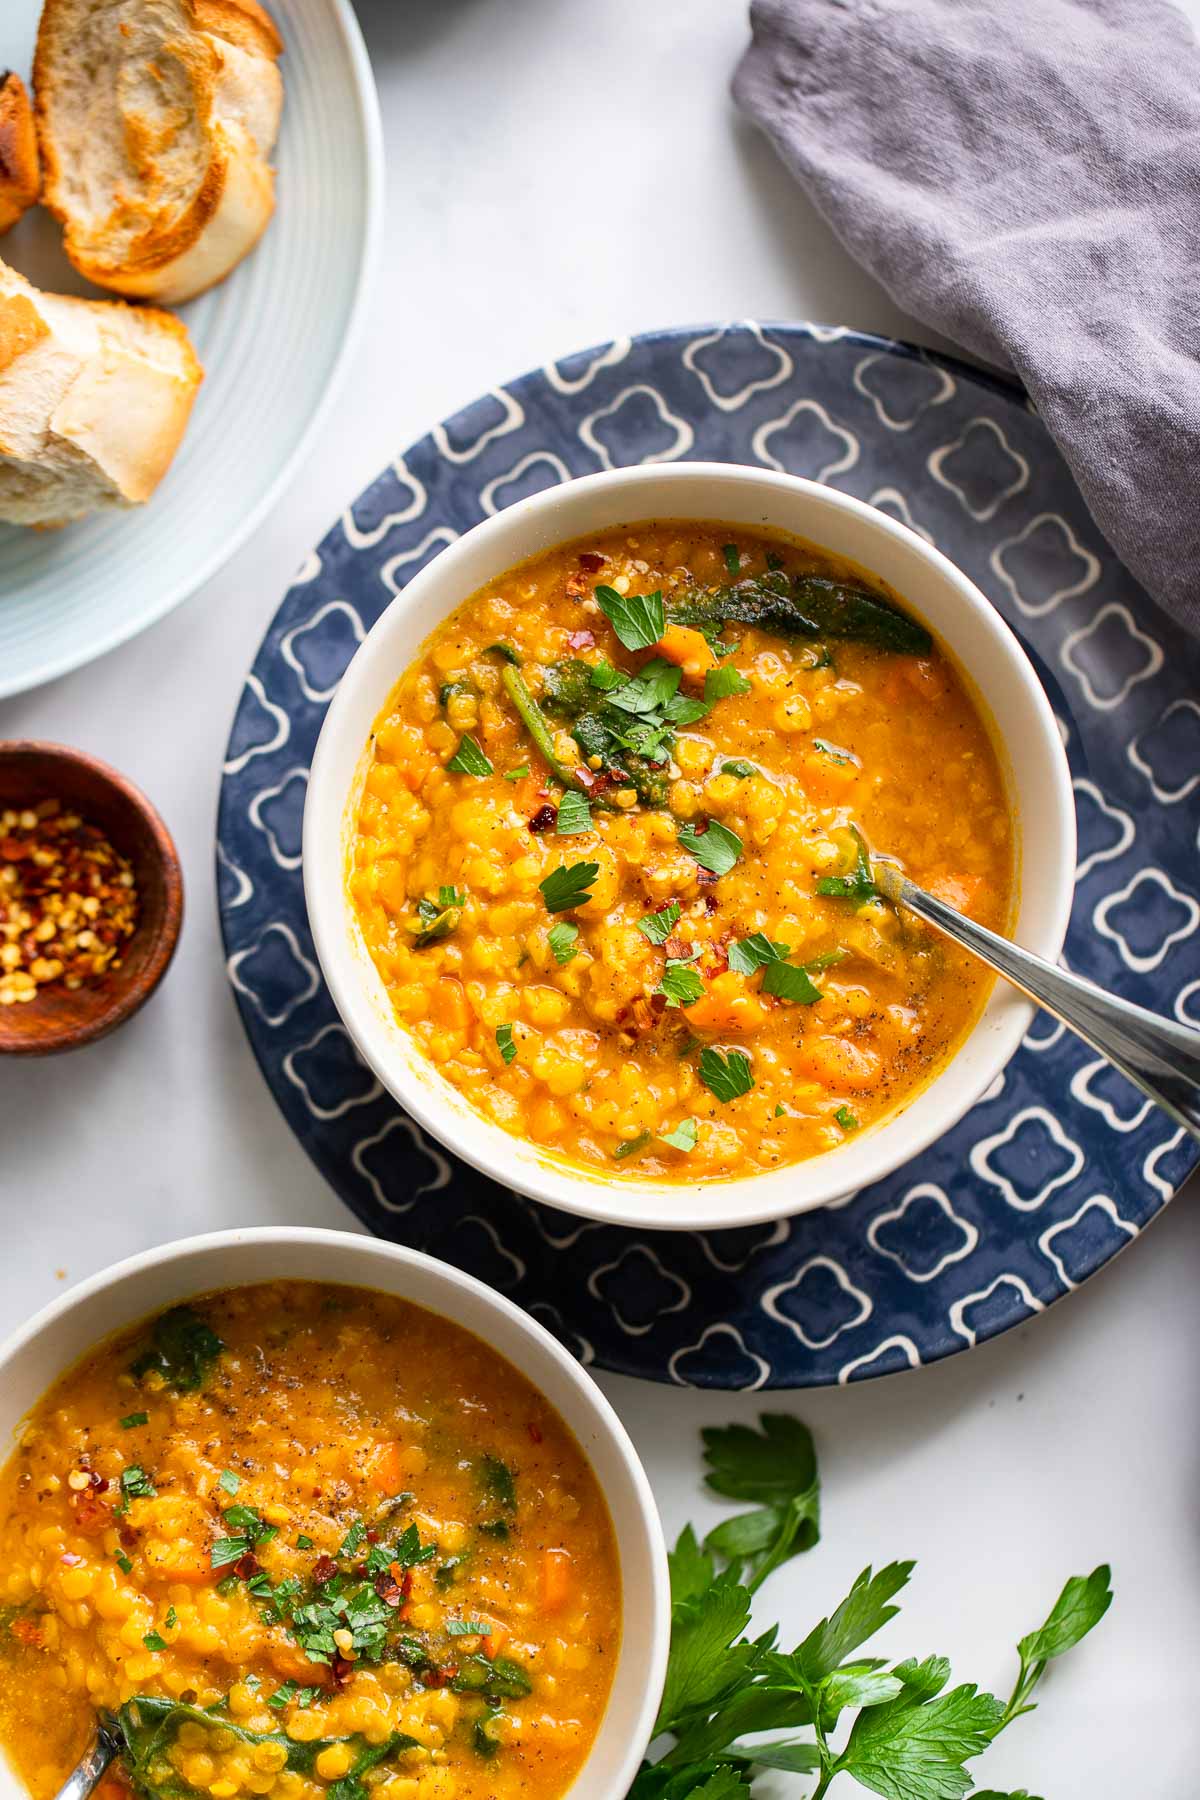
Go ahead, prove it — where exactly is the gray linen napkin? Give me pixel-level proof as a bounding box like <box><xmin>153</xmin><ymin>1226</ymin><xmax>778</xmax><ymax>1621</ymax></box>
<box><xmin>733</xmin><ymin>0</ymin><xmax>1200</xmax><ymax>635</ymax></box>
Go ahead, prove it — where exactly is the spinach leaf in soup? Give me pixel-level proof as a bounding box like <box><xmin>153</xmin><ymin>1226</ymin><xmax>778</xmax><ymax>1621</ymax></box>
<box><xmin>666</xmin><ymin>569</ymin><xmax>932</xmax><ymax>656</ymax></box>
<box><xmin>129</xmin><ymin>1307</ymin><xmax>225</xmax><ymax>1392</ymax></box>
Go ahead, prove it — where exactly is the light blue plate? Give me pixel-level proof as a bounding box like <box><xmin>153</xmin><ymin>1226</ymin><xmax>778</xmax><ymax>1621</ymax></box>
<box><xmin>0</xmin><ymin>0</ymin><xmax>382</xmax><ymax>698</ymax></box>
<box><xmin>218</xmin><ymin>324</ymin><xmax>1200</xmax><ymax>1388</ymax></box>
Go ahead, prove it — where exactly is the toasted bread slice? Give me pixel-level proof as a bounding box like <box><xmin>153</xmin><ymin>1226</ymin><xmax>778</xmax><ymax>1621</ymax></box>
<box><xmin>34</xmin><ymin>0</ymin><xmax>283</xmax><ymax>305</ymax></box>
<box><xmin>0</xmin><ymin>256</ymin><xmax>203</xmax><ymax>526</ymax></box>
<box><xmin>0</xmin><ymin>72</ymin><xmax>40</xmax><ymax>235</ymax></box>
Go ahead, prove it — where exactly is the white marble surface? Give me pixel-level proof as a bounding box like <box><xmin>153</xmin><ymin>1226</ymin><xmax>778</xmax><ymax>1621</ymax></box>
<box><xmin>2</xmin><ymin>1</ymin><xmax>1198</xmax><ymax>1791</ymax></box>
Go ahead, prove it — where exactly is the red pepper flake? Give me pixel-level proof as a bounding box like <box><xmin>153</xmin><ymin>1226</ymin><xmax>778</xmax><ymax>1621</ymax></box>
<box><xmin>649</xmin><ymin>992</ymin><xmax>668</xmax><ymax>1015</ymax></box>
<box><xmin>312</xmin><ymin>1554</ymin><xmax>337</xmax><ymax>1584</ymax></box>
<box><xmin>234</xmin><ymin>1552</ymin><xmax>259</xmax><ymax>1579</ymax></box>
<box><xmin>331</xmin><ymin>1656</ymin><xmax>353</xmax><ymax>1688</ymax></box>
<box><xmin>698</xmin><ymin>869</ymin><xmax>720</xmax><ymax>886</ymax></box>
<box><xmin>578</xmin><ymin>551</ymin><xmax>606</xmax><ymax>573</ymax></box>
<box><xmin>527</xmin><ymin>1422</ymin><xmax>543</xmax><ymax>1445</ymax></box>
<box><xmin>72</xmin><ymin>1490</ymin><xmax>112</xmax><ymax>1535</ymax></box>
<box><xmin>663</xmin><ymin>936</ymin><xmax>690</xmax><ymax>961</ymax></box>
<box><xmin>118</xmin><ymin>1524</ymin><xmax>138</xmax><ymax>1550</ymax></box>
<box><xmin>10</xmin><ymin>1617</ymin><xmax>42</xmax><ymax>1648</ymax></box>
<box><xmin>691</xmin><ymin>818</ymin><xmax>710</xmax><ymax>834</ymax></box>
<box><xmin>375</xmin><ymin>1571</ymin><xmax>403</xmax><ymax>1607</ymax></box>
<box><xmin>365</xmin><ymin>1528</ymin><xmax>380</xmax><ymax>1544</ymax></box>
<box><xmin>87</xmin><ymin>1471</ymin><xmax>109</xmax><ymax>1493</ymax></box>
<box><xmin>704</xmin><ymin>893</ymin><xmax>720</xmax><ymax>914</ymax></box>
<box><xmin>528</xmin><ymin>804</ymin><xmax>557</xmax><ymax>835</ymax></box>
<box><xmin>401</xmin><ymin>1568</ymin><xmax>414</xmax><ymax>1599</ymax></box>
<box><xmin>567</xmin><ymin>629</ymin><xmax>595</xmax><ymax>651</ymax></box>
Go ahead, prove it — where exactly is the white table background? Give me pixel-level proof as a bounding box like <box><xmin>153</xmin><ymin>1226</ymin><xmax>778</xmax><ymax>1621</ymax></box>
<box><xmin>2</xmin><ymin>1</ymin><xmax>1198</xmax><ymax>1791</ymax></box>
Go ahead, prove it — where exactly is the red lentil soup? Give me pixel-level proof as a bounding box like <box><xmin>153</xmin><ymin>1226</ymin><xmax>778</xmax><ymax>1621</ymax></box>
<box><xmin>348</xmin><ymin>522</ymin><xmax>1014</xmax><ymax>1180</ymax></box>
<box><xmin>0</xmin><ymin>1282</ymin><xmax>621</xmax><ymax>1800</ymax></box>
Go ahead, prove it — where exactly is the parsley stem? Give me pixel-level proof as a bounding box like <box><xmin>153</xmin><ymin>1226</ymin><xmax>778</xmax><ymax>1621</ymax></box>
<box><xmin>500</xmin><ymin>666</ymin><xmax>584</xmax><ymax>790</ymax></box>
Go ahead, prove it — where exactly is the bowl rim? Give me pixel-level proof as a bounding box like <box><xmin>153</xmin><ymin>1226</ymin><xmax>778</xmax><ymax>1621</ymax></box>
<box><xmin>0</xmin><ymin>1225</ymin><xmax>671</xmax><ymax>1800</ymax></box>
<box><xmin>304</xmin><ymin>461</ymin><xmax>1076</xmax><ymax>1231</ymax></box>
<box><xmin>0</xmin><ymin>739</ymin><xmax>184</xmax><ymax>1056</ymax></box>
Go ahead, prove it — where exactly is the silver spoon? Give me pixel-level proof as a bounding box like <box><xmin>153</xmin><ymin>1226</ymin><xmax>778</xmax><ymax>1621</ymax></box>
<box><xmin>873</xmin><ymin>865</ymin><xmax>1200</xmax><ymax>1141</ymax></box>
<box><xmin>54</xmin><ymin>1718</ymin><xmax>122</xmax><ymax>1800</ymax></box>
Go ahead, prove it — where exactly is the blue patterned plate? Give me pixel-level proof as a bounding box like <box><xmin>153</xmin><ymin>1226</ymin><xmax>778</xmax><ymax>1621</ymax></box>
<box><xmin>217</xmin><ymin>324</ymin><xmax>1200</xmax><ymax>1389</ymax></box>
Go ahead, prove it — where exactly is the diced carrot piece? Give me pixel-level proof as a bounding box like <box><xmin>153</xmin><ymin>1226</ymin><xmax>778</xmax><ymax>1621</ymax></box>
<box><xmin>541</xmin><ymin>1548</ymin><xmax>572</xmax><ymax>1613</ymax></box>
<box><xmin>795</xmin><ymin>1034</ymin><xmax>880</xmax><ymax>1091</ymax></box>
<box><xmin>801</xmin><ymin>748</ymin><xmax>859</xmax><ymax>802</ymax></box>
<box><xmin>268</xmin><ymin>1637</ymin><xmax>333</xmax><ymax>1685</ymax></box>
<box><xmin>371</xmin><ymin>1441</ymin><xmax>406</xmax><ymax>1493</ymax></box>
<box><xmin>432</xmin><ymin>976</ymin><xmax>468</xmax><ymax>1031</ymax></box>
<box><xmin>480</xmin><ymin>1618</ymin><xmax>509</xmax><ymax>1660</ymax></box>
<box><xmin>684</xmin><ymin>971</ymin><xmax>768</xmax><ymax>1034</ymax></box>
<box><xmin>925</xmin><ymin>873</ymin><xmax>983</xmax><ymax>916</ymax></box>
<box><xmin>657</xmin><ymin>624</ymin><xmax>717</xmax><ymax>684</ymax></box>
<box><xmin>903</xmin><ymin>657</ymin><xmax>948</xmax><ymax>700</ymax></box>
<box><xmin>70</xmin><ymin>1491</ymin><xmax>113</xmax><ymax>1537</ymax></box>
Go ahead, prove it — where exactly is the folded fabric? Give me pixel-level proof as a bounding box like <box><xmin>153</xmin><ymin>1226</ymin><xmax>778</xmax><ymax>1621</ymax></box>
<box><xmin>733</xmin><ymin>0</ymin><xmax>1200</xmax><ymax>635</ymax></box>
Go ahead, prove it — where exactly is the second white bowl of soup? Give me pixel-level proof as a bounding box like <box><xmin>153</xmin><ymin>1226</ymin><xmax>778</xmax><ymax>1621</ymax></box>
<box><xmin>304</xmin><ymin>463</ymin><xmax>1075</xmax><ymax>1230</ymax></box>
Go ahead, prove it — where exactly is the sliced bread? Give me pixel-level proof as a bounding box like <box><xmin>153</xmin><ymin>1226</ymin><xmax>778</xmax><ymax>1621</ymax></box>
<box><xmin>34</xmin><ymin>0</ymin><xmax>284</xmax><ymax>305</ymax></box>
<box><xmin>0</xmin><ymin>72</ymin><xmax>40</xmax><ymax>236</ymax></box>
<box><xmin>0</xmin><ymin>256</ymin><xmax>203</xmax><ymax>527</ymax></box>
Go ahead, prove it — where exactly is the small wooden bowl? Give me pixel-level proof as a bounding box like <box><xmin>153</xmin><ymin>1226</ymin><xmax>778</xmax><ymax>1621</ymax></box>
<box><xmin>0</xmin><ymin>742</ymin><xmax>183</xmax><ymax>1056</ymax></box>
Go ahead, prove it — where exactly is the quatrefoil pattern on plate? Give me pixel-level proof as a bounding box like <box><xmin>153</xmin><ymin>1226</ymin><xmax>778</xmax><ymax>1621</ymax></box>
<box><xmin>218</xmin><ymin>324</ymin><xmax>1200</xmax><ymax>1388</ymax></box>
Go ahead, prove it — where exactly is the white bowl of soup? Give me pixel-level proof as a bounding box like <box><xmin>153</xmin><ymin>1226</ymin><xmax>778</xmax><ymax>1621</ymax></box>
<box><xmin>304</xmin><ymin>463</ymin><xmax>1075</xmax><ymax>1230</ymax></box>
<box><xmin>0</xmin><ymin>1228</ymin><xmax>669</xmax><ymax>1800</ymax></box>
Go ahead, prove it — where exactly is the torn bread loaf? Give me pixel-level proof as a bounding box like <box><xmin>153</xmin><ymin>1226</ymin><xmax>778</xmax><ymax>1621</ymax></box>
<box><xmin>34</xmin><ymin>0</ymin><xmax>284</xmax><ymax>305</ymax></box>
<box><xmin>0</xmin><ymin>73</ymin><xmax>40</xmax><ymax>235</ymax></box>
<box><xmin>0</xmin><ymin>256</ymin><xmax>203</xmax><ymax>526</ymax></box>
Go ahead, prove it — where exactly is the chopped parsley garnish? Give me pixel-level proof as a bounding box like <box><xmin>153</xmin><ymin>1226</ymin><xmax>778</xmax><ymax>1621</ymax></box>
<box><xmin>722</xmin><ymin>543</ymin><xmax>741</xmax><ymax>576</ymax></box>
<box><xmin>614</xmin><ymin>1131</ymin><xmax>652</xmax><ymax>1161</ymax></box>
<box><xmin>547</xmin><ymin>921</ymin><xmax>580</xmax><ymax>965</ymax></box>
<box><xmin>504</xmin><ymin>765</ymin><xmax>530</xmax><ymax>781</ymax></box>
<box><xmin>219</xmin><ymin>1469</ymin><xmax>240</xmax><ymax>1495</ymax></box>
<box><xmin>678</xmin><ymin>819</ymin><xmax>742</xmax><ymax>876</ymax></box>
<box><xmin>142</xmin><ymin>1631</ymin><xmax>167</xmax><ymax>1653</ymax></box>
<box><xmin>721</xmin><ymin>759</ymin><xmax>757</xmax><ymax>779</ymax></box>
<box><xmin>296</xmin><ymin>1534</ymin><xmax>314</xmax><ymax>1551</ymax></box>
<box><xmin>607</xmin><ymin>657</ymin><xmax>680</xmax><ymax>716</ymax></box>
<box><xmin>452</xmin><ymin>1654</ymin><xmax>532</xmax><ymax>1700</ymax></box>
<box><xmin>727</xmin><ymin>933</ymin><xmax>790</xmax><ymax>975</ymax></box>
<box><xmin>447</xmin><ymin>1619</ymin><xmax>492</xmax><ymax>1637</ymax></box>
<box><xmin>660</xmin><ymin>1118</ymin><xmax>698</xmax><ymax>1152</ymax></box>
<box><xmin>268</xmin><ymin>1679</ymin><xmax>321</xmax><ymax>1710</ymax></box>
<box><xmin>636</xmin><ymin>900</ymin><xmax>681</xmax><ymax>944</ymax></box>
<box><xmin>774</xmin><ymin>1103</ymin><xmax>787</xmax><ymax>1118</ymax></box>
<box><xmin>539</xmin><ymin>860</ymin><xmax>599</xmax><ymax>913</ymax></box>
<box><xmin>115</xmin><ymin>1552</ymin><xmax>133</xmax><ymax>1574</ymax></box>
<box><xmin>412</xmin><ymin>888</ymin><xmax>463</xmax><ymax>949</ymax></box>
<box><xmin>495</xmin><ymin>1024</ymin><xmax>517</xmax><ymax>1065</ymax></box>
<box><xmin>834</xmin><ymin>1106</ymin><xmax>860</xmax><ymax>1131</ymax></box>
<box><xmin>703</xmin><ymin>664</ymin><xmax>752</xmax><ymax>702</ymax></box>
<box><xmin>594</xmin><ymin>584</ymin><xmax>665</xmax><ymax>651</ymax></box>
<box><xmin>120</xmin><ymin>1412</ymin><xmax>148</xmax><ymax>1430</ymax></box>
<box><xmin>339</xmin><ymin>1519</ymin><xmax>367</xmax><ymax>1559</ymax></box>
<box><xmin>658</xmin><ymin>960</ymin><xmax>705</xmax><ymax>1009</ymax></box>
<box><xmin>165</xmin><ymin>1607</ymin><xmax>177</xmax><ymax>1630</ymax></box>
<box><xmin>446</xmin><ymin>734</ymin><xmax>494</xmax><ymax>777</ymax></box>
<box><xmin>698</xmin><ymin>1047</ymin><xmax>755</xmax><ymax>1102</ymax></box>
<box><xmin>589</xmin><ymin>659</ymin><xmax>625</xmax><ymax>690</ymax></box>
<box><xmin>486</xmin><ymin>641</ymin><xmax>521</xmax><ymax>665</ymax></box>
<box><xmin>554</xmin><ymin>790</ymin><xmax>592</xmax><ymax>835</ymax></box>
<box><xmin>762</xmin><ymin>959</ymin><xmax>822</xmax><ymax>1003</ymax></box>
<box><xmin>118</xmin><ymin>1465</ymin><xmax>157</xmax><ymax>1511</ymax></box>
<box><xmin>812</xmin><ymin>737</ymin><xmax>855</xmax><ymax>765</ymax></box>
<box><xmin>210</xmin><ymin>1504</ymin><xmax>277</xmax><ymax>1568</ymax></box>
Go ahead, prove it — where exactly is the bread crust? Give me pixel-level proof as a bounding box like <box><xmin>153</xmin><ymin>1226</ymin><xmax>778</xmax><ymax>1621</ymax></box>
<box><xmin>34</xmin><ymin>0</ymin><xmax>283</xmax><ymax>304</ymax></box>
<box><xmin>0</xmin><ymin>256</ymin><xmax>203</xmax><ymax>525</ymax></box>
<box><xmin>0</xmin><ymin>72</ymin><xmax>40</xmax><ymax>236</ymax></box>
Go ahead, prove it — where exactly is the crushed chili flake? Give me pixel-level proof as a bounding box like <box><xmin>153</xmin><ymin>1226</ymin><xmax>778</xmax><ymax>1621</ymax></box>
<box><xmin>0</xmin><ymin>800</ymin><xmax>138</xmax><ymax>1007</ymax></box>
<box><xmin>527</xmin><ymin>804</ymin><xmax>557</xmax><ymax>835</ymax></box>
<box><xmin>234</xmin><ymin>1552</ymin><xmax>259</xmax><ymax>1579</ymax></box>
<box><xmin>10</xmin><ymin>1617</ymin><xmax>42</xmax><ymax>1648</ymax></box>
<box><xmin>527</xmin><ymin>1421</ymin><xmax>543</xmax><ymax>1444</ymax></box>
<box><xmin>312</xmin><ymin>1554</ymin><xmax>337</xmax><ymax>1584</ymax></box>
<box><xmin>578</xmin><ymin>551</ymin><xmax>606</xmax><ymax>573</ymax></box>
<box><xmin>663</xmin><ymin>935</ymin><xmax>691</xmax><ymax>961</ymax></box>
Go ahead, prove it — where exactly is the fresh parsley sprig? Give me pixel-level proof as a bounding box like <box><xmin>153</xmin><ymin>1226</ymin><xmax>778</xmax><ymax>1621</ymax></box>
<box><xmin>633</xmin><ymin>1416</ymin><xmax>1111</xmax><ymax>1800</ymax></box>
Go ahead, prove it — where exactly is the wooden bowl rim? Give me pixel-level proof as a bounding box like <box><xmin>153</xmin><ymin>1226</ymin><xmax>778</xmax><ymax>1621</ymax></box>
<box><xmin>0</xmin><ymin>740</ymin><xmax>184</xmax><ymax>1056</ymax></box>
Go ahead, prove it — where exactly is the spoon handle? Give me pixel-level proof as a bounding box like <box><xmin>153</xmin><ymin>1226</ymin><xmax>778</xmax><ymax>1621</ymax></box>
<box><xmin>892</xmin><ymin>875</ymin><xmax>1200</xmax><ymax>1142</ymax></box>
<box><xmin>54</xmin><ymin>1720</ymin><xmax>119</xmax><ymax>1800</ymax></box>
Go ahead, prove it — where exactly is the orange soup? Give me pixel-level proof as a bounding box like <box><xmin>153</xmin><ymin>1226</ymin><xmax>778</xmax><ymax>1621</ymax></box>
<box><xmin>347</xmin><ymin>522</ymin><xmax>1014</xmax><ymax>1179</ymax></box>
<box><xmin>0</xmin><ymin>1283</ymin><xmax>620</xmax><ymax>1800</ymax></box>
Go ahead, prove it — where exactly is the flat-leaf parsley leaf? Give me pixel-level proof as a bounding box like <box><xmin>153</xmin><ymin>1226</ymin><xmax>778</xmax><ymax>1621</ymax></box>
<box><xmin>679</xmin><ymin>820</ymin><xmax>742</xmax><ymax>877</ymax></box>
<box><xmin>595</xmin><ymin>585</ymin><xmax>665</xmax><ymax>651</ymax></box>
<box><xmin>698</xmin><ymin>1047</ymin><xmax>754</xmax><ymax>1102</ymax></box>
<box><xmin>539</xmin><ymin>861</ymin><xmax>599</xmax><ymax>913</ymax></box>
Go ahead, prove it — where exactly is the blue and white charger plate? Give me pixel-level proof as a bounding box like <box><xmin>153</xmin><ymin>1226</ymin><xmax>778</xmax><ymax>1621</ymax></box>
<box><xmin>217</xmin><ymin>324</ymin><xmax>1200</xmax><ymax>1389</ymax></box>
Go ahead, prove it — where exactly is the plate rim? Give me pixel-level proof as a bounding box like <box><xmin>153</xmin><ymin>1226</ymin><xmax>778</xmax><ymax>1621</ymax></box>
<box><xmin>0</xmin><ymin>0</ymin><xmax>385</xmax><ymax>701</ymax></box>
